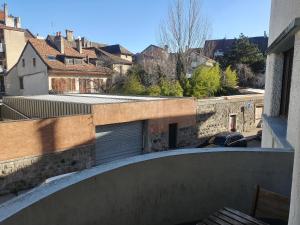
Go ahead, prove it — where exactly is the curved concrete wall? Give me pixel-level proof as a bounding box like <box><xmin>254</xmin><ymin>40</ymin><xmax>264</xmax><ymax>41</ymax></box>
<box><xmin>0</xmin><ymin>148</ymin><xmax>294</xmax><ymax>225</ymax></box>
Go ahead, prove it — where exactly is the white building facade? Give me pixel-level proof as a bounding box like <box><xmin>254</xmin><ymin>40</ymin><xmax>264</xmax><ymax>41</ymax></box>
<box><xmin>262</xmin><ymin>0</ymin><xmax>300</xmax><ymax>224</ymax></box>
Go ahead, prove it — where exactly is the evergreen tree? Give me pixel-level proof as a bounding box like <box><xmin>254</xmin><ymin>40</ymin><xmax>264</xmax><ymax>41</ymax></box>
<box><xmin>221</xmin><ymin>34</ymin><xmax>266</xmax><ymax>73</ymax></box>
<box><xmin>223</xmin><ymin>66</ymin><xmax>238</xmax><ymax>88</ymax></box>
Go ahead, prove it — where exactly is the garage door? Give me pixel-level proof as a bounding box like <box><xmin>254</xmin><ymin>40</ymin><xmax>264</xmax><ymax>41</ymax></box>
<box><xmin>95</xmin><ymin>121</ymin><xmax>143</xmax><ymax>165</ymax></box>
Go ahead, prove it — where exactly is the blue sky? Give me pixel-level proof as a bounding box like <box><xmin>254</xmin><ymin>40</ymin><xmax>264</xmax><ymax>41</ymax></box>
<box><xmin>4</xmin><ymin>0</ymin><xmax>271</xmax><ymax>53</ymax></box>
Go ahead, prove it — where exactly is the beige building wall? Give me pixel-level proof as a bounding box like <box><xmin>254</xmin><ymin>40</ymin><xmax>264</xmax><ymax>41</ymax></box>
<box><xmin>4</xmin><ymin>29</ymin><xmax>26</xmax><ymax>70</ymax></box>
<box><xmin>112</xmin><ymin>64</ymin><xmax>131</xmax><ymax>75</ymax></box>
<box><xmin>120</xmin><ymin>54</ymin><xmax>133</xmax><ymax>62</ymax></box>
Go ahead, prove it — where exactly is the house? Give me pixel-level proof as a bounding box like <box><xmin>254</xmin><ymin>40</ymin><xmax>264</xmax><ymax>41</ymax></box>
<box><xmin>203</xmin><ymin>35</ymin><xmax>269</xmax><ymax>59</ymax></box>
<box><xmin>135</xmin><ymin>44</ymin><xmax>214</xmax><ymax>77</ymax></box>
<box><xmin>61</xmin><ymin>30</ymin><xmax>133</xmax><ymax>75</ymax></box>
<box><xmin>186</xmin><ymin>48</ymin><xmax>216</xmax><ymax>77</ymax></box>
<box><xmin>5</xmin><ymin>33</ymin><xmax>112</xmax><ymax>96</ymax></box>
<box><xmin>82</xmin><ymin>47</ymin><xmax>133</xmax><ymax>75</ymax></box>
<box><xmin>262</xmin><ymin>0</ymin><xmax>300</xmax><ymax>224</ymax></box>
<box><xmin>100</xmin><ymin>44</ymin><xmax>134</xmax><ymax>63</ymax></box>
<box><xmin>64</xmin><ymin>29</ymin><xmax>106</xmax><ymax>49</ymax></box>
<box><xmin>134</xmin><ymin>44</ymin><xmax>174</xmax><ymax>76</ymax></box>
<box><xmin>0</xmin><ymin>4</ymin><xmax>34</xmax><ymax>94</ymax></box>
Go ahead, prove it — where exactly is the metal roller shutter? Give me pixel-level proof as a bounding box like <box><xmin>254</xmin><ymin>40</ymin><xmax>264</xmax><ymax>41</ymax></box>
<box><xmin>95</xmin><ymin>121</ymin><xmax>143</xmax><ymax>165</ymax></box>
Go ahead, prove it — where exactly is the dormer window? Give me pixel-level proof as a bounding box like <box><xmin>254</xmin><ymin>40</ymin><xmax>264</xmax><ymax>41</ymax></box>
<box><xmin>74</xmin><ymin>58</ymin><xmax>83</xmax><ymax>65</ymax></box>
<box><xmin>48</xmin><ymin>55</ymin><xmax>56</xmax><ymax>61</ymax></box>
<box><xmin>65</xmin><ymin>58</ymin><xmax>74</xmax><ymax>65</ymax></box>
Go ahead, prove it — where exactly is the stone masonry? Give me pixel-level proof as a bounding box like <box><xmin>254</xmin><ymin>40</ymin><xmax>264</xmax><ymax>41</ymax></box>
<box><xmin>0</xmin><ymin>144</ymin><xmax>95</xmax><ymax>195</ymax></box>
<box><xmin>197</xmin><ymin>95</ymin><xmax>264</xmax><ymax>144</ymax></box>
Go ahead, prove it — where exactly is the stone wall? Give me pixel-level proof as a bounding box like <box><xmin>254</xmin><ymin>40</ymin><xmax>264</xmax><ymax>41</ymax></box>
<box><xmin>147</xmin><ymin>94</ymin><xmax>264</xmax><ymax>150</ymax></box>
<box><xmin>197</xmin><ymin>95</ymin><xmax>264</xmax><ymax>144</ymax></box>
<box><xmin>0</xmin><ymin>144</ymin><xmax>95</xmax><ymax>195</ymax></box>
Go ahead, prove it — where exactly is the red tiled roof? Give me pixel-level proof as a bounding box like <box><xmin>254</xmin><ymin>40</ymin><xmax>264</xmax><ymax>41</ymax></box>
<box><xmin>28</xmin><ymin>38</ymin><xmax>112</xmax><ymax>76</ymax></box>
<box><xmin>82</xmin><ymin>48</ymin><xmax>97</xmax><ymax>59</ymax></box>
<box><xmin>96</xmin><ymin>48</ymin><xmax>133</xmax><ymax>65</ymax></box>
<box><xmin>0</xmin><ymin>11</ymin><xmax>5</xmax><ymax>21</ymax></box>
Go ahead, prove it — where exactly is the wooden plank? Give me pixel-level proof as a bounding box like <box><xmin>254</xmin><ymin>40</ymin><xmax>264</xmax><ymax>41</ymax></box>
<box><xmin>203</xmin><ymin>219</ymin><xmax>220</xmax><ymax>225</ymax></box>
<box><xmin>255</xmin><ymin>188</ymin><xmax>289</xmax><ymax>221</ymax></box>
<box><xmin>208</xmin><ymin>215</ymin><xmax>232</xmax><ymax>225</ymax></box>
<box><xmin>224</xmin><ymin>208</ymin><xmax>269</xmax><ymax>225</ymax></box>
<box><xmin>219</xmin><ymin>209</ymin><xmax>260</xmax><ymax>225</ymax></box>
<box><xmin>213</xmin><ymin>212</ymin><xmax>244</xmax><ymax>225</ymax></box>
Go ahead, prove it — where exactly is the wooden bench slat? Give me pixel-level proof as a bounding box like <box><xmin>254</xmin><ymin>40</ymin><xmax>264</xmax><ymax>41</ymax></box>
<box><xmin>209</xmin><ymin>215</ymin><xmax>232</xmax><ymax>225</ymax></box>
<box><xmin>203</xmin><ymin>219</ymin><xmax>220</xmax><ymax>225</ymax></box>
<box><xmin>224</xmin><ymin>208</ymin><xmax>269</xmax><ymax>225</ymax></box>
<box><xmin>213</xmin><ymin>212</ymin><xmax>245</xmax><ymax>225</ymax></box>
<box><xmin>219</xmin><ymin>209</ymin><xmax>260</xmax><ymax>225</ymax></box>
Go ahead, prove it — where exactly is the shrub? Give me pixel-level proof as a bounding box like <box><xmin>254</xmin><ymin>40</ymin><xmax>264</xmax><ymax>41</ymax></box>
<box><xmin>190</xmin><ymin>64</ymin><xmax>221</xmax><ymax>98</ymax></box>
<box><xmin>147</xmin><ymin>85</ymin><xmax>161</xmax><ymax>96</ymax></box>
<box><xmin>223</xmin><ymin>66</ymin><xmax>238</xmax><ymax>88</ymax></box>
<box><xmin>160</xmin><ymin>79</ymin><xmax>183</xmax><ymax>97</ymax></box>
<box><xmin>122</xmin><ymin>76</ymin><xmax>146</xmax><ymax>95</ymax></box>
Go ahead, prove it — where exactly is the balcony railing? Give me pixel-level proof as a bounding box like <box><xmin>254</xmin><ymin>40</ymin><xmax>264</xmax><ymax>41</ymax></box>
<box><xmin>0</xmin><ymin>148</ymin><xmax>294</xmax><ymax>225</ymax></box>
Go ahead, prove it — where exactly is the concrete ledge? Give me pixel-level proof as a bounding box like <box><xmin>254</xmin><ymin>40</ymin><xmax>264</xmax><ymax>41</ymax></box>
<box><xmin>262</xmin><ymin>114</ymin><xmax>292</xmax><ymax>149</ymax></box>
<box><xmin>0</xmin><ymin>148</ymin><xmax>293</xmax><ymax>225</ymax></box>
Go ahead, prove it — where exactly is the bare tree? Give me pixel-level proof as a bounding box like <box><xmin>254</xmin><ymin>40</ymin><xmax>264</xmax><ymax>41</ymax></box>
<box><xmin>159</xmin><ymin>0</ymin><xmax>211</xmax><ymax>82</ymax></box>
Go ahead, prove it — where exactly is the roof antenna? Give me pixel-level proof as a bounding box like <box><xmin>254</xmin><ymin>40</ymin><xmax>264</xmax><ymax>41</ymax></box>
<box><xmin>51</xmin><ymin>21</ymin><xmax>54</xmax><ymax>35</ymax></box>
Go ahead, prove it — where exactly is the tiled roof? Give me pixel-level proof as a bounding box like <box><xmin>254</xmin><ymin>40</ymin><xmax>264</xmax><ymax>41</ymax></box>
<box><xmin>28</xmin><ymin>38</ymin><xmax>112</xmax><ymax>75</ymax></box>
<box><xmin>96</xmin><ymin>48</ymin><xmax>133</xmax><ymax>65</ymax></box>
<box><xmin>100</xmin><ymin>44</ymin><xmax>134</xmax><ymax>56</ymax></box>
<box><xmin>82</xmin><ymin>48</ymin><xmax>97</xmax><ymax>59</ymax></box>
<box><xmin>204</xmin><ymin>36</ymin><xmax>268</xmax><ymax>58</ymax></box>
<box><xmin>0</xmin><ymin>24</ymin><xmax>35</xmax><ymax>39</ymax></box>
<box><xmin>0</xmin><ymin>11</ymin><xmax>5</xmax><ymax>21</ymax></box>
<box><xmin>47</xmin><ymin>35</ymin><xmax>85</xmax><ymax>58</ymax></box>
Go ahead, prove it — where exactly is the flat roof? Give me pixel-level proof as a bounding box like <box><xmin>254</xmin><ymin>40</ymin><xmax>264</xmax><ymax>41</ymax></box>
<box><xmin>11</xmin><ymin>94</ymin><xmax>164</xmax><ymax>105</ymax></box>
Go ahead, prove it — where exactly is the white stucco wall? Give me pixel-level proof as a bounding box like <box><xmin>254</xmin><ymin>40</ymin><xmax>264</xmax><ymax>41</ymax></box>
<box><xmin>269</xmin><ymin>0</ymin><xmax>300</xmax><ymax>44</ymax></box>
<box><xmin>286</xmin><ymin>30</ymin><xmax>300</xmax><ymax>225</ymax></box>
<box><xmin>264</xmin><ymin>1</ymin><xmax>300</xmax><ymax>225</ymax></box>
<box><xmin>5</xmin><ymin>43</ymin><xmax>48</xmax><ymax>96</ymax></box>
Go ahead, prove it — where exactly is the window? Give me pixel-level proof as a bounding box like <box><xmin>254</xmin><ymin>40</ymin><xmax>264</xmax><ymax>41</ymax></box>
<box><xmin>65</xmin><ymin>58</ymin><xmax>74</xmax><ymax>65</ymax></box>
<box><xmin>280</xmin><ymin>48</ymin><xmax>294</xmax><ymax>118</ymax></box>
<box><xmin>22</xmin><ymin>59</ymin><xmax>25</xmax><ymax>67</ymax></box>
<box><xmin>74</xmin><ymin>58</ymin><xmax>82</xmax><ymax>64</ymax></box>
<box><xmin>48</xmin><ymin>55</ymin><xmax>56</xmax><ymax>61</ymax></box>
<box><xmin>19</xmin><ymin>77</ymin><xmax>24</xmax><ymax>89</ymax></box>
<box><xmin>33</xmin><ymin>58</ymin><xmax>36</xmax><ymax>67</ymax></box>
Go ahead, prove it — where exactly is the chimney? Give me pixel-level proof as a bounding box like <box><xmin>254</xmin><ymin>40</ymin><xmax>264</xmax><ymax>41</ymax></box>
<box><xmin>14</xmin><ymin>17</ymin><xmax>21</xmax><ymax>28</ymax></box>
<box><xmin>65</xmin><ymin>29</ymin><xmax>74</xmax><ymax>42</ymax></box>
<box><xmin>164</xmin><ymin>45</ymin><xmax>169</xmax><ymax>52</ymax></box>
<box><xmin>4</xmin><ymin>3</ymin><xmax>8</xmax><ymax>18</ymax></box>
<box><xmin>54</xmin><ymin>32</ymin><xmax>65</xmax><ymax>54</ymax></box>
<box><xmin>264</xmin><ymin>31</ymin><xmax>268</xmax><ymax>38</ymax></box>
<box><xmin>76</xmin><ymin>37</ymin><xmax>82</xmax><ymax>54</ymax></box>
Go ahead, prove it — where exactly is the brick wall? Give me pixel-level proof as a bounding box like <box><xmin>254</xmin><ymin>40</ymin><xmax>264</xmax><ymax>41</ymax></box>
<box><xmin>0</xmin><ymin>115</ymin><xmax>95</xmax><ymax>194</ymax></box>
<box><xmin>0</xmin><ymin>115</ymin><xmax>95</xmax><ymax>161</ymax></box>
